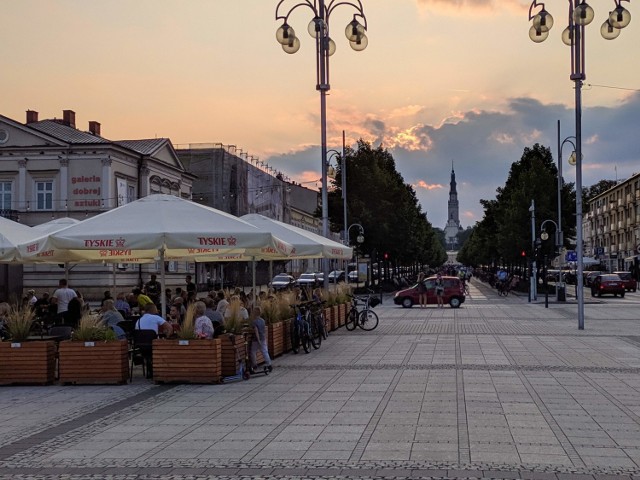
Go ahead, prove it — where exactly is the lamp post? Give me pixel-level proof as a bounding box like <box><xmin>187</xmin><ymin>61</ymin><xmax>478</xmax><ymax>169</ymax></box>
<box><xmin>275</xmin><ymin>1</ymin><xmax>368</xmax><ymax>290</ymax></box>
<box><xmin>541</xmin><ymin>219</ymin><xmax>561</xmax><ymax>306</ymax></box>
<box><xmin>528</xmin><ymin>0</ymin><xmax>633</xmax><ymax>330</ymax></box>
<box><xmin>346</xmin><ymin>223</ymin><xmax>364</xmax><ymax>284</ymax></box>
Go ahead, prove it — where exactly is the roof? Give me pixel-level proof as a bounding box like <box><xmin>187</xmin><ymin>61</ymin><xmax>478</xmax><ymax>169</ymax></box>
<box><xmin>28</xmin><ymin>120</ymin><xmax>109</xmax><ymax>144</ymax></box>
<box><xmin>114</xmin><ymin>139</ymin><xmax>168</xmax><ymax>155</ymax></box>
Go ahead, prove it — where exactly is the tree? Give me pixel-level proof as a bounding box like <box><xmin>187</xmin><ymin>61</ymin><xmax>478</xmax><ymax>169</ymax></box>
<box><xmin>582</xmin><ymin>179</ymin><xmax>617</xmax><ymax>212</ymax></box>
<box><xmin>326</xmin><ymin>140</ymin><xmax>445</xmax><ymax>268</ymax></box>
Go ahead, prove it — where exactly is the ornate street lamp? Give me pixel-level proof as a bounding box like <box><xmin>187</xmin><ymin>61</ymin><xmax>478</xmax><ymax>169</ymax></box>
<box><xmin>528</xmin><ymin>0</ymin><xmax>633</xmax><ymax>330</ymax></box>
<box><xmin>275</xmin><ymin>0</ymin><xmax>368</xmax><ymax>289</ymax></box>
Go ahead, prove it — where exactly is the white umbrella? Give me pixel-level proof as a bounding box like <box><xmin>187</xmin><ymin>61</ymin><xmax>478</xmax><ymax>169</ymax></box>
<box><xmin>240</xmin><ymin>213</ymin><xmax>353</xmax><ymax>260</ymax></box>
<box><xmin>17</xmin><ymin>195</ymin><xmax>294</xmax><ymax>315</ymax></box>
<box><xmin>0</xmin><ymin>216</ymin><xmax>35</xmax><ymax>262</ymax></box>
<box><xmin>32</xmin><ymin>217</ymin><xmax>81</xmax><ymax>234</ymax></box>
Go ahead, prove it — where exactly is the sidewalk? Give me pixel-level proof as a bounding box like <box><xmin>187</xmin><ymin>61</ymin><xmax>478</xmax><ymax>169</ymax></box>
<box><xmin>1</xmin><ymin>283</ymin><xmax>640</xmax><ymax>480</ymax></box>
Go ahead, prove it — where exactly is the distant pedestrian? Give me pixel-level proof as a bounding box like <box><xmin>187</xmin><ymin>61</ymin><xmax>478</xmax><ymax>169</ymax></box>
<box><xmin>249</xmin><ymin>306</ymin><xmax>272</xmax><ymax>373</ymax></box>
<box><xmin>52</xmin><ymin>279</ymin><xmax>77</xmax><ymax>324</ymax></box>
<box><xmin>435</xmin><ymin>274</ymin><xmax>445</xmax><ymax>309</ymax></box>
<box><xmin>417</xmin><ymin>272</ymin><xmax>427</xmax><ymax>308</ymax></box>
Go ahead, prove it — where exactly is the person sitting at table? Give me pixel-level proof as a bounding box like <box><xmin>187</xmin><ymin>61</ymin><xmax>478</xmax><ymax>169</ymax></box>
<box><xmin>224</xmin><ymin>295</ymin><xmax>249</xmax><ymax>322</ymax></box>
<box><xmin>171</xmin><ymin>296</ymin><xmax>186</xmax><ymax>324</ymax></box>
<box><xmin>100</xmin><ymin>299</ymin><xmax>125</xmax><ymax>328</ymax></box>
<box><xmin>132</xmin><ymin>288</ymin><xmax>154</xmax><ymax>312</ymax></box>
<box><xmin>167</xmin><ymin>304</ymin><xmax>181</xmax><ymax>324</ymax></box>
<box><xmin>135</xmin><ymin>304</ymin><xmax>172</xmax><ymax>336</ymax></box>
<box><xmin>114</xmin><ymin>292</ymin><xmax>131</xmax><ymax>318</ymax></box>
<box><xmin>194</xmin><ymin>301</ymin><xmax>214</xmax><ymax>339</ymax></box>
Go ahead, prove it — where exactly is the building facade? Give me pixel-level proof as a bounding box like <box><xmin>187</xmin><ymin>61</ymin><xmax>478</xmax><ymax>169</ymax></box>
<box><xmin>584</xmin><ymin>172</ymin><xmax>640</xmax><ymax>273</ymax></box>
<box><xmin>443</xmin><ymin>167</ymin><xmax>463</xmax><ymax>250</ymax></box>
<box><xmin>0</xmin><ymin>109</ymin><xmax>195</xmax><ymax>300</ymax></box>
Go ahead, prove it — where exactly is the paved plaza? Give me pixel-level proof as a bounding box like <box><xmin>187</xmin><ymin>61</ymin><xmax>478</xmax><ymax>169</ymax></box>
<box><xmin>1</xmin><ymin>280</ymin><xmax>640</xmax><ymax>479</ymax></box>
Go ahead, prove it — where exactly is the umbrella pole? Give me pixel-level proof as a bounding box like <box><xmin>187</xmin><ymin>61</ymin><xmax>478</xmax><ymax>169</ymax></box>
<box><xmin>160</xmin><ymin>249</ymin><xmax>166</xmax><ymax>319</ymax></box>
<box><xmin>252</xmin><ymin>257</ymin><xmax>256</xmax><ymax>307</ymax></box>
<box><xmin>112</xmin><ymin>263</ymin><xmax>116</xmax><ymax>292</ymax></box>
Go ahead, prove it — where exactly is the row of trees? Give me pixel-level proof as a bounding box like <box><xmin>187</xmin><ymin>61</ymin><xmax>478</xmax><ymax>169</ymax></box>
<box><xmin>325</xmin><ymin>140</ymin><xmax>447</xmax><ymax>270</ymax></box>
<box><xmin>456</xmin><ymin>143</ymin><xmax>618</xmax><ymax>270</ymax></box>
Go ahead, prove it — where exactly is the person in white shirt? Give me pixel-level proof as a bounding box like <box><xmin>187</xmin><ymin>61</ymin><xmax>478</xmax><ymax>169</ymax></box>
<box><xmin>215</xmin><ymin>291</ymin><xmax>229</xmax><ymax>316</ymax></box>
<box><xmin>51</xmin><ymin>279</ymin><xmax>77</xmax><ymax>324</ymax></box>
<box><xmin>135</xmin><ymin>304</ymin><xmax>172</xmax><ymax>336</ymax></box>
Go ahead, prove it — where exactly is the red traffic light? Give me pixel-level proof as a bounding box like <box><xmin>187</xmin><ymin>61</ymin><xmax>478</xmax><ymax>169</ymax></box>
<box><xmin>383</xmin><ymin>252</ymin><xmax>389</xmax><ymax>260</ymax></box>
<box><xmin>521</xmin><ymin>250</ymin><xmax>526</xmax><ymax>257</ymax></box>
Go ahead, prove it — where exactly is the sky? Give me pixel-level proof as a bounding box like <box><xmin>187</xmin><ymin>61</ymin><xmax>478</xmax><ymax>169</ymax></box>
<box><xmin>2</xmin><ymin>0</ymin><xmax>639</xmax><ymax>230</ymax></box>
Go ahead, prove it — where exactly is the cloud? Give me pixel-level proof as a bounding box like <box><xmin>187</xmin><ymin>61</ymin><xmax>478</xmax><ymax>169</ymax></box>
<box><xmin>415</xmin><ymin>0</ymin><xmax>528</xmax><ymax>15</ymax></box>
<box><xmin>266</xmin><ymin>92</ymin><xmax>640</xmax><ymax>230</ymax></box>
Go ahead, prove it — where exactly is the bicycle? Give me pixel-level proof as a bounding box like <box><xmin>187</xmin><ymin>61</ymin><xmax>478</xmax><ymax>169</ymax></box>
<box><xmin>308</xmin><ymin>300</ymin><xmax>328</xmax><ymax>341</ymax></box>
<box><xmin>345</xmin><ymin>292</ymin><xmax>380</xmax><ymax>331</ymax></box>
<box><xmin>289</xmin><ymin>303</ymin><xmax>320</xmax><ymax>354</ymax></box>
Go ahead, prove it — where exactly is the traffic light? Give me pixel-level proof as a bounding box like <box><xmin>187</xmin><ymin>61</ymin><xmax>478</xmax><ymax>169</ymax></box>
<box><xmin>521</xmin><ymin>250</ymin><xmax>526</xmax><ymax>258</ymax></box>
<box><xmin>383</xmin><ymin>252</ymin><xmax>389</xmax><ymax>260</ymax></box>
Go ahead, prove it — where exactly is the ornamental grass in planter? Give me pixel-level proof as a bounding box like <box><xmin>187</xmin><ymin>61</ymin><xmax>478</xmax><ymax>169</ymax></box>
<box><xmin>58</xmin><ymin>314</ymin><xmax>128</xmax><ymax>385</ymax></box>
<box><xmin>220</xmin><ymin>297</ymin><xmax>248</xmax><ymax>376</ymax></box>
<box><xmin>153</xmin><ymin>304</ymin><xmax>221</xmax><ymax>384</ymax></box>
<box><xmin>261</xmin><ymin>297</ymin><xmax>283</xmax><ymax>358</ymax></box>
<box><xmin>0</xmin><ymin>303</ymin><xmax>55</xmax><ymax>385</ymax></box>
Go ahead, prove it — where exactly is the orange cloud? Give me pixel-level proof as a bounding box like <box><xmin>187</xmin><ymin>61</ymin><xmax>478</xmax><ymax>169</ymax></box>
<box><xmin>415</xmin><ymin>181</ymin><xmax>444</xmax><ymax>190</ymax></box>
<box><xmin>462</xmin><ymin>211</ymin><xmax>476</xmax><ymax>220</ymax></box>
<box><xmin>415</xmin><ymin>0</ymin><xmax>527</xmax><ymax>15</ymax></box>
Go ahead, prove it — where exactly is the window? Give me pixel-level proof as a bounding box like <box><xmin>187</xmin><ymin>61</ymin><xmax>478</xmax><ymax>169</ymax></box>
<box><xmin>127</xmin><ymin>185</ymin><xmax>135</xmax><ymax>204</ymax></box>
<box><xmin>36</xmin><ymin>181</ymin><xmax>53</xmax><ymax>210</ymax></box>
<box><xmin>0</xmin><ymin>182</ymin><xmax>12</xmax><ymax>210</ymax></box>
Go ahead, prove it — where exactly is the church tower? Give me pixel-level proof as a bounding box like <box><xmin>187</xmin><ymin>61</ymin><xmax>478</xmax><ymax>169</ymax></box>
<box><xmin>443</xmin><ymin>164</ymin><xmax>462</xmax><ymax>250</ymax></box>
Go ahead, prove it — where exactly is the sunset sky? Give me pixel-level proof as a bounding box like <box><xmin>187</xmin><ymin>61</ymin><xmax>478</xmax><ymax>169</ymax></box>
<box><xmin>2</xmin><ymin>0</ymin><xmax>639</xmax><ymax>230</ymax></box>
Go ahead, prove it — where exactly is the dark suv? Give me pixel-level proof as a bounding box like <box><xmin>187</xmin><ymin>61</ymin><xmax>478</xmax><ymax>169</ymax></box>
<box><xmin>393</xmin><ymin>275</ymin><xmax>466</xmax><ymax>308</ymax></box>
<box><xmin>613</xmin><ymin>271</ymin><xmax>637</xmax><ymax>292</ymax></box>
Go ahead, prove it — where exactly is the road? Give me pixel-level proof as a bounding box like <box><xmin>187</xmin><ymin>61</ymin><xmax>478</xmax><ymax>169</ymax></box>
<box><xmin>1</xmin><ymin>280</ymin><xmax>640</xmax><ymax>479</ymax></box>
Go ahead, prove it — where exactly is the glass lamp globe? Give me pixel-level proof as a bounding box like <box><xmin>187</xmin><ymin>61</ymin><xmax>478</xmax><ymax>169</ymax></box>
<box><xmin>349</xmin><ymin>34</ymin><xmax>368</xmax><ymax>51</ymax></box>
<box><xmin>356</xmin><ymin>235</ymin><xmax>364</xmax><ymax>244</ymax></box>
<box><xmin>276</xmin><ymin>24</ymin><xmax>295</xmax><ymax>45</ymax></box>
<box><xmin>609</xmin><ymin>5</ymin><xmax>631</xmax><ymax>29</ymax></box>
<box><xmin>561</xmin><ymin>26</ymin><xmax>574</xmax><ymax>46</ymax></box>
<box><xmin>601</xmin><ymin>20</ymin><xmax>621</xmax><ymax>40</ymax></box>
<box><xmin>541</xmin><ymin>231</ymin><xmax>549</xmax><ymax>241</ymax></box>
<box><xmin>327</xmin><ymin>38</ymin><xmax>336</xmax><ymax>56</ymax></box>
<box><xmin>529</xmin><ymin>25</ymin><xmax>549</xmax><ymax>43</ymax></box>
<box><xmin>282</xmin><ymin>36</ymin><xmax>301</xmax><ymax>54</ymax></box>
<box><xmin>573</xmin><ymin>2</ymin><xmax>594</xmax><ymax>26</ymax></box>
<box><xmin>308</xmin><ymin>17</ymin><xmax>326</xmax><ymax>37</ymax></box>
<box><xmin>533</xmin><ymin>9</ymin><xmax>554</xmax><ymax>32</ymax></box>
<box><xmin>345</xmin><ymin>20</ymin><xmax>365</xmax><ymax>42</ymax></box>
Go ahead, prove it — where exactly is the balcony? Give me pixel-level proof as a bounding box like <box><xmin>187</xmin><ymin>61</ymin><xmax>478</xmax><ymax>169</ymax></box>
<box><xmin>618</xmin><ymin>221</ymin><xmax>623</xmax><ymax>229</ymax></box>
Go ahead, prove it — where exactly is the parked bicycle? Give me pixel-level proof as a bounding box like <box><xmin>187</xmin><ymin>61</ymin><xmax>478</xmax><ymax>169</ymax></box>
<box><xmin>289</xmin><ymin>302</ymin><xmax>321</xmax><ymax>353</ymax></box>
<box><xmin>345</xmin><ymin>292</ymin><xmax>380</xmax><ymax>331</ymax></box>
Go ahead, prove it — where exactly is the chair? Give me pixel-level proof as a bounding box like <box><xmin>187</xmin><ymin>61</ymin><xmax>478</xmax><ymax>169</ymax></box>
<box><xmin>116</xmin><ymin>320</ymin><xmax>135</xmax><ymax>340</ymax></box>
<box><xmin>130</xmin><ymin>329</ymin><xmax>157</xmax><ymax>380</ymax></box>
<box><xmin>48</xmin><ymin>325</ymin><xmax>73</xmax><ymax>340</ymax></box>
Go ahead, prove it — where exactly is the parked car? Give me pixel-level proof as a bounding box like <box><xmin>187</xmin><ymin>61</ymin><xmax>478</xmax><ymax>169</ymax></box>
<box><xmin>328</xmin><ymin>270</ymin><xmax>345</xmax><ymax>283</ymax></box>
<box><xmin>270</xmin><ymin>273</ymin><xmax>295</xmax><ymax>290</ymax></box>
<box><xmin>585</xmin><ymin>271</ymin><xmax>604</xmax><ymax>287</ymax></box>
<box><xmin>348</xmin><ymin>270</ymin><xmax>359</xmax><ymax>282</ymax></box>
<box><xmin>613</xmin><ymin>271</ymin><xmax>637</xmax><ymax>292</ymax></box>
<box><xmin>393</xmin><ymin>275</ymin><xmax>466</xmax><ymax>308</ymax></box>
<box><xmin>590</xmin><ymin>274</ymin><xmax>625</xmax><ymax>298</ymax></box>
<box><xmin>296</xmin><ymin>272</ymin><xmax>320</xmax><ymax>288</ymax></box>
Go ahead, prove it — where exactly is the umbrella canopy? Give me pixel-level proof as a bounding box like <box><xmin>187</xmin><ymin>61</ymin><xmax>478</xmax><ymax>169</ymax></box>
<box><xmin>240</xmin><ymin>213</ymin><xmax>352</xmax><ymax>259</ymax></box>
<box><xmin>0</xmin><ymin>216</ymin><xmax>35</xmax><ymax>262</ymax></box>
<box><xmin>31</xmin><ymin>217</ymin><xmax>81</xmax><ymax>235</ymax></box>
<box><xmin>17</xmin><ymin>194</ymin><xmax>293</xmax><ymax>263</ymax></box>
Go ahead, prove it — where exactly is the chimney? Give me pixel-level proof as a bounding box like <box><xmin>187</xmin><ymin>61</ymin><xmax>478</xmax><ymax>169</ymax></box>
<box><xmin>26</xmin><ymin>110</ymin><xmax>38</xmax><ymax>124</ymax></box>
<box><xmin>88</xmin><ymin>121</ymin><xmax>101</xmax><ymax>136</ymax></box>
<box><xmin>62</xmin><ymin>110</ymin><xmax>76</xmax><ymax>128</ymax></box>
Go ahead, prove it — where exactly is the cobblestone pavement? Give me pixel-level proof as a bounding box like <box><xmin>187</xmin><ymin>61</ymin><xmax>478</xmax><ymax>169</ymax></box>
<box><xmin>1</xmin><ymin>281</ymin><xmax>640</xmax><ymax>479</ymax></box>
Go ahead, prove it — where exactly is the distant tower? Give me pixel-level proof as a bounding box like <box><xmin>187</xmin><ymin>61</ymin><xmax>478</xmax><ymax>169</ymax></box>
<box><xmin>443</xmin><ymin>164</ymin><xmax>462</xmax><ymax>250</ymax></box>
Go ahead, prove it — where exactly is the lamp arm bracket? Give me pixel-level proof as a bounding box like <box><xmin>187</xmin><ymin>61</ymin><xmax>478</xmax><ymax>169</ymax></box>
<box><xmin>275</xmin><ymin>0</ymin><xmax>317</xmax><ymax>22</ymax></box>
<box><xmin>528</xmin><ymin>0</ymin><xmax>546</xmax><ymax>21</ymax></box>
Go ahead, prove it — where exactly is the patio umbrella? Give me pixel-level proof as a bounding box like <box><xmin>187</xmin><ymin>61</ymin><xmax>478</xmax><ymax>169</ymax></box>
<box><xmin>18</xmin><ymin>194</ymin><xmax>293</xmax><ymax>315</ymax></box>
<box><xmin>31</xmin><ymin>217</ymin><xmax>81</xmax><ymax>234</ymax></box>
<box><xmin>0</xmin><ymin>216</ymin><xmax>35</xmax><ymax>262</ymax></box>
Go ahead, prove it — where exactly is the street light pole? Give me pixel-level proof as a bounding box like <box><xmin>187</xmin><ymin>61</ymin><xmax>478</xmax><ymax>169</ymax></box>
<box><xmin>528</xmin><ymin>0</ymin><xmax>634</xmax><ymax>330</ymax></box>
<box><xmin>275</xmin><ymin>0</ymin><xmax>368</xmax><ymax>290</ymax></box>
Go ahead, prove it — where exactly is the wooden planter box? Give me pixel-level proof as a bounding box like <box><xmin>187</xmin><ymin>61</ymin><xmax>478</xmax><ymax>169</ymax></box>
<box><xmin>0</xmin><ymin>341</ymin><xmax>56</xmax><ymax>385</ymax></box>
<box><xmin>220</xmin><ymin>334</ymin><xmax>247</xmax><ymax>377</ymax></box>
<box><xmin>58</xmin><ymin>340</ymin><xmax>128</xmax><ymax>385</ymax></box>
<box><xmin>338</xmin><ymin>304</ymin><xmax>347</xmax><ymax>327</ymax></box>
<box><xmin>283</xmin><ymin>318</ymin><xmax>293</xmax><ymax>353</ymax></box>
<box><xmin>267</xmin><ymin>322</ymin><xmax>284</xmax><ymax>358</ymax></box>
<box><xmin>332</xmin><ymin>305</ymin><xmax>340</xmax><ymax>330</ymax></box>
<box><xmin>153</xmin><ymin>338</ymin><xmax>221</xmax><ymax>384</ymax></box>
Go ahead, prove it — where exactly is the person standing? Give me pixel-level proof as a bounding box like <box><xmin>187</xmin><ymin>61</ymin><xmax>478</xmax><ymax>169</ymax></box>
<box><xmin>51</xmin><ymin>279</ymin><xmax>77</xmax><ymax>324</ymax></box>
<box><xmin>185</xmin><ymin>275</ymin><xmax>196</xmax><ymax>302</ymax></box>
<box><xmin>435</xmin><ymin>273</ymin><xmax>445</xmax><ymax>309</ymax></box>
<box><xmin>144</xmin><ymin>274</ymin><xmax>162</xmax><ymax>306</ymax></box>
<box><xmin>249</xmin><ymin>306</ymin><xmax>272</xmax><ymax>373</ymax></box>
<box><xmin>417</xmin><ymin>272</ymin><xmax>427</xmax><ymax>308</ymax></box>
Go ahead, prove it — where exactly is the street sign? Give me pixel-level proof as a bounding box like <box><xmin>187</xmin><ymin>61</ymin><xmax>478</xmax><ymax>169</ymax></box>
<box><xmin>566</xmin><ymin>251</ymin><xmax>577</xmax><ymax>262</ymax></box>
<box><xmin>595</xmin><ymin>246</ymin><xmax>604</xmax><ymax>255</ymax></box>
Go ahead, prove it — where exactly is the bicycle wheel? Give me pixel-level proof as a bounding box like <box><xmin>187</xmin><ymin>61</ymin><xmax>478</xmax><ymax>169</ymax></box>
<box><xmin>358</xmin><ymin>309</ymin><xmax>379</xmax><ymax>331</ymax></box>
<box><xmin>309</xmin><ymin>318</ymin><xmax>322</xmax><ymax>348</ymax></box>
<box><xmin>290</xmin><ymin>321</ymin><xmax>300</xmax><ymax>354</ymax></box>
<box><xmin>345</xmin><ymin>307</ymin><xmax>358</xmax><ymax>331</ymax></box>
<box><xmin>301</xmin><ymin>328</ymin><xmax>311</xmax><ymax>353</ymax></box>
<box><xmin>316</xmin><ymin>312</ymin><xmax>328</xmax><ymax>339</ymax></box>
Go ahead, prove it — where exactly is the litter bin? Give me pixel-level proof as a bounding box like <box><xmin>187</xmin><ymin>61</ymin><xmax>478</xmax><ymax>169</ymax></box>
<box><xmin>556</xmin><ymin>284</ymin><xmax>566</xmax><ymax>302</ymax></box>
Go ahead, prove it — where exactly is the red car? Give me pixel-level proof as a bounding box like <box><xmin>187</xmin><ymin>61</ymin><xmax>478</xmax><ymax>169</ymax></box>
<box><xmin>394</xmin><ymin>275</ymin><xmax>466</xmax><ymax>308</ymax></box>
<box><xmin>590</xmin><ymin>274</ymin><xmax>625</xmax><ymax>298</ymax></box>
<box><xmin>613</xmin><ymin>272</ymin><xmax>637</xmax><ymax>292</ymax></box>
